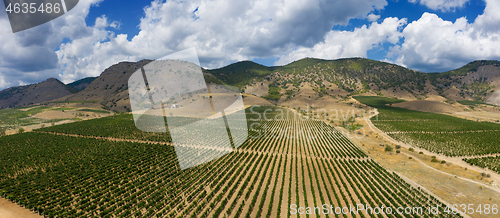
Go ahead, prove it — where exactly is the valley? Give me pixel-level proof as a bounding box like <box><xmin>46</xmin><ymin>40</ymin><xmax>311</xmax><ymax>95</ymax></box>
<box><xmin>1</xmin><ymin>57</ymin><xmax>500</xmax><ymax>217</ymax></box>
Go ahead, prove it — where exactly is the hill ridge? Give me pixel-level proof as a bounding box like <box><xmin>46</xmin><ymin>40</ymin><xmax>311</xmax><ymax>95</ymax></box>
<box><xmin>2</xmin><ymin>57</ymin><xmax>500</xmax><ymax>111</ymax></box>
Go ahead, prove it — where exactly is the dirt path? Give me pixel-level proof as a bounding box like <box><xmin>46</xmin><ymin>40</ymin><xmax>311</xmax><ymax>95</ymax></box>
<box><xmin>385</xmin><ymin>129</ymin><xmax>500</xmax><ymax>134</ymax></box>
<box><xmin>403</xmin><ymin>152</ymin><xmax>500</xmax><ymax>194</ymax></box>
<box><xmin>365</xmin><ymin>109</ymin><xmax>500</xmax><ymax>193</ymax></box>
<box><xmin>0</xmin><ymin>198</ymin><xmax>41</xmax><ymax>218</ymax></box>
<box><xmin>393</xmin><ymin>172</ymin><xmax>472</xmax><ymax>218</ymax></box>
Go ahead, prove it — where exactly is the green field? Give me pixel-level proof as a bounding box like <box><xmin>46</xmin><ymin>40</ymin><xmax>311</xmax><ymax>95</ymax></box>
<box><xmin>47</xmin><ymin>101</ymin><xmax>99</xmax><ymax>104</ymax></box>
<box><xmin>355</xmin><ymin>96</ymin><xmax>500</xmax><ymax>156</ymax></box>
<box><xmin>457</xmin><ymin>100</ymin><xmax>496</xmax><ymax>106</ymax></box>
<box><xmin>0</xmin><ymin>106</ymin><xmax>458</xmax><ymax>218</ymax></box>
<box><xmin>463</xmin><ymin>156</ymin><xmax>500</xmax><ymax>174</ymax></box>
<box><xmin>0</xmin><ymin>106</ymin><xmax>67</xmax><ymax>130</ymax></box>
<box><xmin>51</xmin><ymin>107</ymin><xmax>76</xmax><ymax>111</ymax></box>
<box><xmin>35</xmin><ymin>114</ymin><xmax>173</xmax><ymax>142</ymax></box>
<box><xmin>77</xmin><ymin>109</ymin><xmax>111</xmax><ymax>113</ymax></box>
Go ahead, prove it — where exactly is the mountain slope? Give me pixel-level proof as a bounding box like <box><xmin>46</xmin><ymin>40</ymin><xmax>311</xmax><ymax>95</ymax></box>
<box><xmin>55</xmin><ymin>60</ymin><xmax>154</xmax><ymax>112</ymax></box>
<box><xmin>67</xmin><ymin>77</ymin><xmax>97</xmax><ymax>91</ymax></box>
<box><xmin>214</xmin><ymin>58</ymin><xmax>430</xmax><ymax>102</ymax></box>
<box><xmin>3</xmin><ymin>57</ymin><xmax>500</xmax><ymax>111</ymax></box>
<box><xmin>207</xmin><ymin>58</ymin><xmax>500</xmax><ymax>105</ymax></box>
<box><xmin>0</xmin><ymin>78</ymin><xmax>75</xmax><ymax>108</ymax></box>
<box><xmin>53</xmin><ymin>60</ymin><xmax>227</xmax><ymax>112</ymax></box>
<box><xmin>204</xmin><ymin>60</ymin><xmax>275</xmax><ymax>87</ymax></box>
<box><xmin>430</xmin><ymin>60</ymin><xmax>500</xmax><ymax>102</ymax></box>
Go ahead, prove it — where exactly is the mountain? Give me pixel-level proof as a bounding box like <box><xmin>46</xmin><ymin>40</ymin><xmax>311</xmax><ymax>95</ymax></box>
<box><xmin>428</xmin><ymin>60</ymin><xmax>500</xmax><ymax>104</ymax></box>
<box><xmin>53</xmin><ymin>60</ymin><xmax>154</xmax><ymax>112</ymax></box>
<box><xmin>3</xmin><ymin>57</ymin><xmax>500</xmax><ymax>112</ymax></box>
<box><xmin>207</xmin><ymin>58</ymin><xmax>500</xmax><ymax>105</ymax></box>
<box><xmin>67</xmin><ymin>77</ymin><xmax>97</xmax><ymax>91</ymax></box>
<box><xmin>54</xmin><ymin>60</ymin><xmax>226</xmax><ymax>112</ymax></box>
<box><xmin>0</xmin><ymin>78</ymin><xmax>75</xmax><ymax>108</ymax></box>
<box><xmin>204</xmin><ymin>60</ymin><xmax>276</xmax><ymax>87</ymax></box>
<box><xmin>209</xmin><ymin>57</ymin><xmax>429</xmax><ymax>102</ymax></box>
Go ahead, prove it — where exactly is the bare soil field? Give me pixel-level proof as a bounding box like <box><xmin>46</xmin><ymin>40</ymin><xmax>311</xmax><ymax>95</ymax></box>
<box><xmin>0</xmin><ymin>198</ymin><xmax>40</xmax><ymax>218</ymax></box>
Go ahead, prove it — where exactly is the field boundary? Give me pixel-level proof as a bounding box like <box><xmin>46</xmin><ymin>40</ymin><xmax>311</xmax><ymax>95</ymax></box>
<box><xmin>38</xmin><ymin>131</ymin><xmax>371</xmax><ymax>161</ymax></box>
<box><xmin>366</xmin><ymin>109</ymin><xmax>500</xmax><ymax>193</ymax></box>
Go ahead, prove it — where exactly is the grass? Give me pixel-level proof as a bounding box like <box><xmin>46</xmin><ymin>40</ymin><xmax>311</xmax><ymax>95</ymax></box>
<box><xmin>77</xmin><ymin>109</ymin><xmax>110</xmax><ymax>113</ymax></box>
<box><xmin>51</xmin><ymin>107</ymin><xmax>75</xmax><ymax>111</ymax></box>
<box><xmin>457</xmin><ymin>100</ymin><xmax>496</xmax><ymax>106</ymax></box>
<box><xmin>0</xmin><ymin>106</ymin><xmax>50</xmax><ymax>129</ymax></box>
<box><xmin>47</xmin><ymin>101</ymin><xmax>99</xmax><ymax>104</ymax></box>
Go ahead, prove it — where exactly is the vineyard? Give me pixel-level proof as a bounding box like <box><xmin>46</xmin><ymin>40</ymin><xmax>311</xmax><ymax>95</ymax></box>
<box><xmin>0</xmin><ymin>106</ymin><xmax>462</xmax><ymax>217</ymax></box>
<box><xmin>354</xmin><ymin>96</ymin><xmax>500</xmax><ymax>157</ymax></box>
<box><xmin>35</xmin><ymin>114</ymin><xmax>174</xmax><ymax>142</ymax></box>
<box><xmin>463</xmin><ymin>156</ymin><xmax>500</xmax><ymax>174</ymax></box>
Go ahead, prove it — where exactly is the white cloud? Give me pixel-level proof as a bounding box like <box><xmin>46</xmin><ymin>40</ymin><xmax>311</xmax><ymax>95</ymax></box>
<box><xmin>367</xmin><ymin>13</ymin><xmax>380</xmax><ymax>22</ymax></box>
<box><xmin>0</xmin><ymin>0</ymin><xmax>105</xmax><ymax>88</ymax></box>
<box><xmin>408</xmin><ymin>0</ymin><xmax>469</xmax><ymax>12</ymax></box>
<box><xmin>391</xmin><ymin>0</ymin><xmax>500</xmax><ymax>72</ymax></box>
<box><xmin>2</xmin><ymin>0</ymin><xmax>500</xmax><ymax>91</ymax></box>
<box><xmin>54</xmin><ymin>0</ymin><xmax>388</xmax><ymax>83</ymax></box>
<box><xmin>275</xmin><ymin>17</ymin><xmax>407</xmax><ymax>66</ymax></box>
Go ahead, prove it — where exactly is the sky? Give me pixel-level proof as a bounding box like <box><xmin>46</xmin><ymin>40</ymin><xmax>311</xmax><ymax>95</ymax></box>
<box><xmin>0</xmin><ymin>0</ymin><xmax>499</xmax><ymax>90</ymax></box>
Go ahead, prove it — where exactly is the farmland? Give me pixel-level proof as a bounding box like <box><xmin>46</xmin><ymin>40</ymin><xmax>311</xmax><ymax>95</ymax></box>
<box><xmin>35</xmin><ymin>114</ymin><xmax>174</xmax><ymax>142</ymax></box>
<box><xmin>0</xmin><ymin>106</ymin><xmax>461</xmax><ymax>217</ymax></box>
<box><xmin>0</xmin><ymin>106</ymin><xmax>66</xmax><ymax>130</ymax></box>
<box><xmin>354</xmin><ymin>96</ymin><xmax>500</xmax><ymax>157</ymax></box>
<box><xmin>464</xmin><ymin>156</ymin><xmax>500</xmax><ymax>174</ymax></box>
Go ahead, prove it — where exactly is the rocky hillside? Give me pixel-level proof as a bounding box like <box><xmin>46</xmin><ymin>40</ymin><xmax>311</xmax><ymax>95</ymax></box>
<box><xmin>67</xmin><ymin>77</ymin><xmax>97</xmax><ymax>91</ymax></box>
<box><xmin>3</xmin><ymin>57</ymin><xmax>500</xmax><ymax>112</ymax></box>
<box><xmin>428</xmin><ymin>60</ymin><xmax>500</xmax><ymax>104</ymax></box>
<box><xmin>0</xmin><ymin>78</ymin><xmax>75</xmax><ymax>108</ymax></box>
<box><xmin>54</xmin><ymin>60</ymin><xmax>154</xmax><ymax>112</ymax></box>
<box><xmin>206</xmin><ymin>58</ymin><xmax>500</xmax><ymax>105</ymax></box>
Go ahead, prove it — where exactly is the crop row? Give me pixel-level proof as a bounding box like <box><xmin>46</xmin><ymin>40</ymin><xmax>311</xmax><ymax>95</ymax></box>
<box><xmin>389</xmin><ymin>132</ymin><xmax>500</xmax><ymax>156</ymax></box>
<box><xmin>463</xmin><ymin>156</ymin><xmax>500</xmax><ymax>174</ymax></box>
<box><xmin>355</xmin><ymin>96</ymin><xmax>500</xmax><ymax>157</ymax></box>
<box><xmin>35</xmin><ymin>114</ymin><xmax>175</xmax><ymax>142</ymax></box>
<box><xmin>0</xmin><ymin>106</ymin><xmax>462</xmax><ymax>218</ymax></box>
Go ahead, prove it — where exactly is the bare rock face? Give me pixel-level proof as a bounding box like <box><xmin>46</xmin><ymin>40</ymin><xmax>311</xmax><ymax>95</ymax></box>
<box><xmin>0</xmin><ymin>78</ymin><xmax>74</xmax><ymax>108</ymax></box>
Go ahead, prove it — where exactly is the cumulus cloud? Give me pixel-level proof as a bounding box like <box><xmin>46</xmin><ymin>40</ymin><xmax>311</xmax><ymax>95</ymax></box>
<box><xmin>54</xmin><ymin>0</ymin><xmax>388</xmax><ymax>83</ymax></box>
<box><xmin>2</xmin><ymin>0</ymin><xmax>500</xmax><ymax>91</ymax></box>
<box><xmin>367</xmin><ymin>13</ymin><xmax>380</xmax><ymax>22</ymax></box>
<box><xmin>391</xmin><ymin>0</ymin><xmax>500</xmax><ymax>72</ymax></box>
<box><xmin>0</xmin><ymin>0</ymin><xmax>104</xmax><ymax>88</ymax></box>
<box><xmin>275</xmin><ymin>17</ymin><xmax>406</xmax><ymax>66</ymax></box>
<box><xmin>408</xmin><ymin>0</ymin><xmax>469</xmax><ymax>12</ymax></box>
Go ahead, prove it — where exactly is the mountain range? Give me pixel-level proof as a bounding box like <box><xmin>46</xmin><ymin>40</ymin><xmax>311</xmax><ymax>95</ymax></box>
<box><xmin>1</xmin><ymin>57</ymin><xmax>500</xmax><ymax>111</ymax></box>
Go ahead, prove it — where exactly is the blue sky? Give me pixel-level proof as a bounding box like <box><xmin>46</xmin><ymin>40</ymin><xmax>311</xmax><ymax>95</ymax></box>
<box><xmin>84</xmin><ymin>0</ymin><xmax>487</xmax><ymax>67</ymax></box>
<box><xmin>0</xmin><ymin>0</ymin><xmax>499</xmax><ymax>89</ymax></box>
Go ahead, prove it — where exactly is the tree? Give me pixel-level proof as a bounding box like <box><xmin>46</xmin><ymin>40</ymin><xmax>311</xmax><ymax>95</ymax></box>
<box><xmin>384</xmin><ymin>145</ymin><xmax>393</xmax><ymax>152</ymax></box>
<box><xmin>18</xmin><ymin>127</ymin><xmax>25</xmax><ymax>133</ymax></box>
<box><xmin>0</xmin><ymin>128</ymin><xmax>6</xmax><ymax>136</ymax></box>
